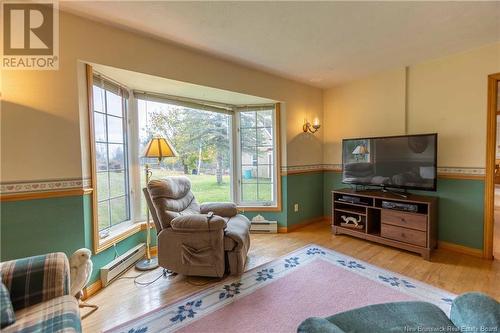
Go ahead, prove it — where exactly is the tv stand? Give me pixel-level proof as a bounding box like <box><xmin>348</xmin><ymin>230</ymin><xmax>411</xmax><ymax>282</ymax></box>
<box><xmin>332</xmin><ymin>188</ymin><xmax>438</xmax><ymax>260</ymax></box>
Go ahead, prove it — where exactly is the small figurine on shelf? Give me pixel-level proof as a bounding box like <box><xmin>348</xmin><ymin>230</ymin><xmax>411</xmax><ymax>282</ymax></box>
<box><xmin>340</xmin><ymin>215</ymin><xmax>364</xmax><ymax>229</ymax></box>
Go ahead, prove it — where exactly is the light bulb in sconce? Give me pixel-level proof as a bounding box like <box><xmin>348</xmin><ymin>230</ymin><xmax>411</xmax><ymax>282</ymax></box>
<box><xmin>303</xmin><ymin>117</ymin><xmax>321</xmax><ymax>134</ymax></box>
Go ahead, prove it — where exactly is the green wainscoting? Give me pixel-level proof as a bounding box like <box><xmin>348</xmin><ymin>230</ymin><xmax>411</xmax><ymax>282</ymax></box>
<box><xmin>1</xmin><ymin>194</ymin><xmax>148</xmax><ymax>284</ymax></box>
<box><xmin>414</xmin><ymin>179</ymin><xmax>484</xmax><ymax>249</ymax></box>
<box><xmin>323</xmin><ymin>171</ymin><xmax>344</xmax><ymax>218</ymax></box>
<box><xmin>1</xmin><ymin>195</ymin><xmax>88</xmax><ymax>260</ymax></box>
<box><xmin>323</xmin><ymin>172</ymin><xmax>485</xmax><ymax>250</ymax></box>
<box><xmin>286</xmin><ymin>172</ymin><xmax>324</xmax><ymax>226</ymax></box>
<box><xmin>242</xmin><ymin>173</ymin><xmax>325</xmax><ymax>227</ymax></box>
<box><xmin>1</xmin><ymin>172</ymin><xmax>485</xmax><ymax>286</ymax></box>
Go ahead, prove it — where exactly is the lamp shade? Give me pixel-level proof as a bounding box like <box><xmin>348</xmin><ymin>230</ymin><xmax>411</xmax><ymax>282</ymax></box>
<box><xmin>352</xmin><ymin>144</ymin><xmax>369</xmax><ymax>155</ymax></box>
<box><xmin>143</xmin><ymin>137</ymin><xmax>178</xmax><ymax>161</ymax></box>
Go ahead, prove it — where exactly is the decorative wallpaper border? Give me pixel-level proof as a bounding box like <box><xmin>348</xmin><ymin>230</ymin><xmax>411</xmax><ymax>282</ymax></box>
<box><xmin>281</xmin><ymin>164</ymin><xmax>335</xmax><ymax>174</ymax></box>
<box><xmin>322</xmin><ymin>164</ymin><xmax>343</xmax><ymax>172</ymax></box>
<box><xmin>436</xmin><ymin>167</ymin><xmax>485</xmax><ymax>176</ymax></box>
<box><xmin>0</xmin><ymin>178</ymin><xmax>92</xmax><ymax>195</ymax></box>
<box><xmin>1</xmin><ymin>166</ymin><xmax>486</xmax><ymax>194</ymax></box>
<box><xmin>282</xmin><ymin>164</ymin><xmax>485</xmax><ymax>177</ymax></box>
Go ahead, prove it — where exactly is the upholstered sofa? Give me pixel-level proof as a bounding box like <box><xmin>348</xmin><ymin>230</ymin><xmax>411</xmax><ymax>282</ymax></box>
<box><xmin>0</xmin><ymin>253</ymin><xmax>82</xmax><ymax>332</ymax></box>
<box><xmin>144</xmin><ymin>176</ymin><xmax>251</xmax><ymax>277</ymax></box>
<box><xmin>298</xmin><ymin>292</ymin><xmax>500</xmax><ymax>333</ymax></box>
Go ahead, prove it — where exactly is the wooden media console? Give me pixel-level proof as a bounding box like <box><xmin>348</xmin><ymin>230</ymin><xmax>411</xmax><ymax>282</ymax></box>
<box><xmin>332</xmin><ymin>188</ymin><xmax>438</xmax><ymax>260</ymax></box>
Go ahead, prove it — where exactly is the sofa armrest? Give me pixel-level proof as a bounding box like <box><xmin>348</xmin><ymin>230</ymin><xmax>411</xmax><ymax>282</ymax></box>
<box><xmin>200</xmin><ymin>202</ymin><xmax>237</xmax><ymax>217</ymax></box>
<box><xmin>171</xmin><ymin>214</ymin><xmax>227</xmax><ymax>232</ymax></box>
<box><xmin>450</xmin><ymin>292</ymin><xmax>500</xmax><ymax>331</ymax></box>
<box><xmin>0</xmin><ymin>253</ymin><xmax>70</xmax><ymax>311</ymax></box>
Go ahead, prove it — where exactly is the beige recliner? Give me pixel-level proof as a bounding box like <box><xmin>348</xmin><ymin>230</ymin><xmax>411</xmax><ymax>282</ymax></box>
<box><xmin>143</xmin><ymin>176</ymin><xmax>251</xmax><ymax>277</ymax></box>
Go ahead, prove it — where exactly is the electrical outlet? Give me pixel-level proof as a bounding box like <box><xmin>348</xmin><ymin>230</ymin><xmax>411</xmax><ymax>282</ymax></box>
<box><xmin>294</xmin><ymin>203</ymin><xmax>299</xmax><ymax>212</ymax></box>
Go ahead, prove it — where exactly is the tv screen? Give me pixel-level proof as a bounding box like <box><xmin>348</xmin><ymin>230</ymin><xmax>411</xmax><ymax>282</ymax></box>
<box><xmin>342</xmin><ymin>134</ymin><xmax>437</xmax><ymax>191</ymax></box>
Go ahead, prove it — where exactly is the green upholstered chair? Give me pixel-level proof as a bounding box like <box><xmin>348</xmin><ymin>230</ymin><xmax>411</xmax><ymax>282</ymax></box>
<box><xmin>298</xmin><ymin>293</ymin><xmax>499</xmax><ymax>333</ymax></box>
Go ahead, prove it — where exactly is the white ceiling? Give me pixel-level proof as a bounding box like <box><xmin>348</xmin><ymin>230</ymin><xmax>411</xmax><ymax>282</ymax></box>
<box><xmin>92</xmin><ymin>63</ymin><xmax>275</xmax><ymax>105</ymax></box>
<box><xmin>63</xmin><ymin>1</ymin><xmax>500</xmax><ymax>88</ymax></box>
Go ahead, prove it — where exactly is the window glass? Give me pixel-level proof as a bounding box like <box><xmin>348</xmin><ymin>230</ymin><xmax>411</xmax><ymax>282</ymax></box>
<box><xmin>106</xmin><ymin>91</ymin><xmax>122</xmax><ymax>117</ymax></box>
<box><xmin>93</xmin><ymin>113</ymin><xmax>106</xmax><ymax>142</ymax></box>
<box><xmin>238</xmin><ymin>109</ymin><xmax>275</xmax><ymax>205</ymax></box>
<box><xmin>92</xmin><ymin>81</ymin><xmax>130</xmax><ymax>233</ymax></box>
<box><xmin>138</xmin><ymin>99</ymin><xmax>232</xmax><ymax>216</ymax></box>
<box><xmin>107</xmin><ymin>116</ymin><xmax>124</xmax><ymax>143</ymax></box>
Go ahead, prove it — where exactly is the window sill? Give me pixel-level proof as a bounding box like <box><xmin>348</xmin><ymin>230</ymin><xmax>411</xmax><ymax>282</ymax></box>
<box><xmin>237</xmin><ymin>205</ymin><xmax>281</xmax><ymax>212</ymax></box>
<box><xmin>94</xmin><ymin>221</ymin><xmax>149</xmax><ymax>254</ymax></box>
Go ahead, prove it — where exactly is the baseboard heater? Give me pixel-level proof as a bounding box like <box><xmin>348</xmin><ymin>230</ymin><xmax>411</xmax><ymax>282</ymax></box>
<box><xmin>100</xmin><ymin>243</ymin><xmax>146</xmax><ymax>287</ymax></box>
<box><xmin>250</xmin><ymin>221</ymin><xmax>278</xmax><ymax>233</ymax></box>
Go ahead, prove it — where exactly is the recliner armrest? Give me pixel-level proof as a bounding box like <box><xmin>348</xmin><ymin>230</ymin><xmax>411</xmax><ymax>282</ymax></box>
<box><xmin>170</xmin><ymin>214</ymin><xmax>227</xmax><ymax>232</ymax></box>
<box><xmin>200</xmin><ymin>202</ymin><xmax>238</xmax><ymax>217</ymax></box>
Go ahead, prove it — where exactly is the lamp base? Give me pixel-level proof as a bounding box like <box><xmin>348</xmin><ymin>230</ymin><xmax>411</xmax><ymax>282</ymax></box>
<box><xmin>135</xmin><ymin>256</ymin><xmax>159</xmax><ymax>271</ymax></box>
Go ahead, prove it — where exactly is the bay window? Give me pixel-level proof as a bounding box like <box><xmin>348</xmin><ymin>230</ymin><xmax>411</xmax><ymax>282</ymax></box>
<box><xmin>89</xmin><ymin>70</ymin><xmax>279</xmax><ymax>251</ymax></box>
<box><xmin>135</xmin><ymin>94</ymin><xmax>278</xmax><ymax>208</ymax></box>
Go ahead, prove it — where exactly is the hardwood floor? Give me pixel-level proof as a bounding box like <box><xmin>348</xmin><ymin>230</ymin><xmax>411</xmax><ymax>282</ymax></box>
<box><xmin>82</xmin><ymin>220</ymin><xmax>500</xmax><ymax>332</ymax></box>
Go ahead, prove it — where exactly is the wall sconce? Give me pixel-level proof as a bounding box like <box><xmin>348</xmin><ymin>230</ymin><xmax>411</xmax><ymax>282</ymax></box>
<box><xmin>303</xmin><ymin>118</ymin><xmax>321</xmax><ymax>134</ymax></box>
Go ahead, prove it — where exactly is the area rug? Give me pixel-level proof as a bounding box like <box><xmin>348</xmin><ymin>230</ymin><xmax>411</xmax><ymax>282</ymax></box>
<box><xmin>106</xmin><ymin>245</ymin><xmax>455</xmax><ymax>333</ymax></box>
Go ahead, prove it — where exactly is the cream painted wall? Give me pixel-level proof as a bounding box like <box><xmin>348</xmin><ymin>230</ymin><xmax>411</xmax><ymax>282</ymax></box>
<box><xmin>408</xmin><ymin>43</ymin><xmax>500</xmax><ymax>168</ymax></box>
<box><xmin>323</xmin><ymin>68</ymin><xmax>406</xmax><ymax>165</ymax></box>
<box><xmin>1</xmin><ymin>12</ymin><xmax>323</xmax><ymax>182</ymax></box>
<box><xmin>323</xmin><ymin>42</ymin><xmax>500</xmax><ymax>168</ymax></box>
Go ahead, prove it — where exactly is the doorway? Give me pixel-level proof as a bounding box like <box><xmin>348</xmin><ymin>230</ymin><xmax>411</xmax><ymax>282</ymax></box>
<box><xmin>485</xmin><ymin>73</ymin><xmax>500</xmax><ymax>260</ymax></box>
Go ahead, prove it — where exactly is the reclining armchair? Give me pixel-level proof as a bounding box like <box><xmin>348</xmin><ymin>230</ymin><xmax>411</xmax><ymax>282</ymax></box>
<box><xmin>143</xmin><ymin>176</ymin><xmax>251</xmax><ymax>277</ymax></box>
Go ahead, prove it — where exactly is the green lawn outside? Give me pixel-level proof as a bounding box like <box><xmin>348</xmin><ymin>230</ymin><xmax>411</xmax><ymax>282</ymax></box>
<box><xmin>147</xmin><ymin>170</ymin><xmax>231</xmax><ymax>203</ymax></box>
<box><xmin>148</xmin><ymin>169</ymin><xmax>272</xmax><ymax>203</ymax></box>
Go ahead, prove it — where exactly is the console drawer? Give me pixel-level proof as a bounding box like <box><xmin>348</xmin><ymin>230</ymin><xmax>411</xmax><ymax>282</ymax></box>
<box><xmin>381</xmin><ymin>223</ymin><xmax>427</xmax><ymax>247</ymax></box>
<box><xmin>381</xmin><ymin>209</ymin><xmax>427</xmax><ymax>231</ymax></box>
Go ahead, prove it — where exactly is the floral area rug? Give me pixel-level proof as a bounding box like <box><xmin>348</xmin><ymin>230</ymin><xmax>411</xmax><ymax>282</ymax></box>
<box><xmin>106</xmin><ymin>244</ymin><xmax>455</xmax><ymax>333</ymax></box>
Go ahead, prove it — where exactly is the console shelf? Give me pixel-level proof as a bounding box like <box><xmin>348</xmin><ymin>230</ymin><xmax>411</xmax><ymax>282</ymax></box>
<box><xmin>332</xmin><ymin>188</ymin><xmax>438</xmax><ymax>260</ymax></box>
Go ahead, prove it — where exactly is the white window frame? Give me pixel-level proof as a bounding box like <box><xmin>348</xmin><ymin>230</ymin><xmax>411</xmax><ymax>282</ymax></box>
<box><xmin>233</xmin><ymin>107</ymin><xmax>278</xmax><ymax>207</ymax></box>
<box><xmin>88</xmin><ymin>68</ymin><xmax>152</xmax><ymax>254</ymax></box>
<box><xmin>128</xmin><ymin>93</ymin><xmax>144</xmax><ymax>223</ymax></box>
<box><xmin>92</xmin><ymin>75</ymin><xmax>132</xmax><ymax>227</ymax></box>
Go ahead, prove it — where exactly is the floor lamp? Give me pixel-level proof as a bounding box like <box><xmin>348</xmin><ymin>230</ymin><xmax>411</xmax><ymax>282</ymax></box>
<box><xmin>135</xmin><ymin>136</ymin><xmax>177</xmax><ymax>271</ymax></box>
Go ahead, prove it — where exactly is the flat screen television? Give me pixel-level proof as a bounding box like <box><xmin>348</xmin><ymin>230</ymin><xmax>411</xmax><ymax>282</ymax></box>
<box><xmin>342</xmin><ymin>133</ymin><xmax>437</xmax><ymax>191</ymax></box>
